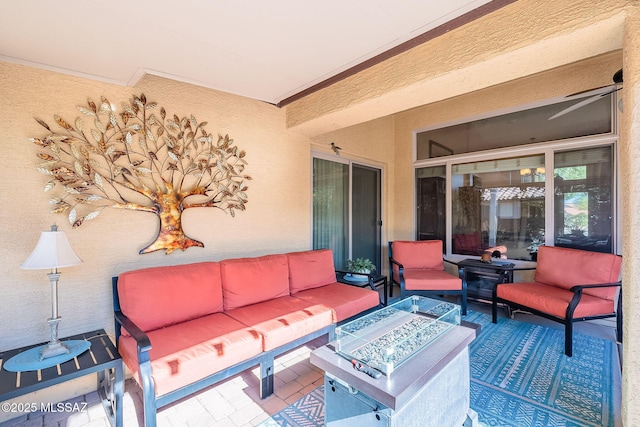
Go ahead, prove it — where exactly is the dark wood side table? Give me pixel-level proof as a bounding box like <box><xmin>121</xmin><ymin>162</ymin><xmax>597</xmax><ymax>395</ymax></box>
<box><xmin>455</xmin><ymin>258</ymin><xmax>515</xmax><ymax>302</ymax></box>
<box><xmin>0</xmin><ymin>329</ymin><xmax>123</xmax><ymax>427</ymax></box>
<box><xmin>337</xmin><ymin>271</ymin><xmax>389</xmax><ymax>306</ymax></box>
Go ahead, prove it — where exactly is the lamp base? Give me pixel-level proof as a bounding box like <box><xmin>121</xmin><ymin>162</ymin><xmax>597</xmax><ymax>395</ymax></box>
<box><xmin>40</xmin><ymin>340</ymin><xmax>70</xmax><ymax>360</ymax></box>
<box><xmin>4</xmin><ymin>340</ymin><xmax>91</xmax><ymax>372</ymax></box>
<box><xmin>41</xmin><ymin>316</ymin><xmax>69</xmax><ymax>360</ymax></box>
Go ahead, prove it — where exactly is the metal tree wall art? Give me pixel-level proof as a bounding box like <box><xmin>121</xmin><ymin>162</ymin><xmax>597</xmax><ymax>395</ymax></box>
<box><xmin>31</xmin><ymin>93</ymin><xmax>251</xmax><ymax>254</ymax></box>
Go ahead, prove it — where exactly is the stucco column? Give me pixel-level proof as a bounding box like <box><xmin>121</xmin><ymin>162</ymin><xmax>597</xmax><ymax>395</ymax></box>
<box><xmin>621</xmin><ymin>4</ymin><xmax>640</xmax><ymax>426</ymax></box>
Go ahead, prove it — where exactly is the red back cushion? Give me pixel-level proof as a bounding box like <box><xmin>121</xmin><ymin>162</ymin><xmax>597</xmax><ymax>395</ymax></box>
<box><xmin>534</xmin><ymin>246</ymin><xmax>621</xmax><ymax>299</ymax></box>
<box><xmin>221</xmin><ymin>254</ymin><xmax>290</xmax><ymax>310</ymax></box>
<box><xmin>117</xmin><ymin>262</ymin><xmax>223</xmax><ymax>333</ymax></box>
<box><xmin>288</xmin><ymin>249</ymin><xmax>337</xmax><ymax>294</ymax></box>
<box><xmin>391</xmin><ymin>240</ymin><xmax>444</xmax><ymax>270</ymax></box>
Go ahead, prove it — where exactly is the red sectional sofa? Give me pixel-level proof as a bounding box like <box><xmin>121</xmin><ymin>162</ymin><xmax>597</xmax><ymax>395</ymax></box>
<box><xmin>112</xmin><ymin>249</ymin><xmax>379</xmax><ymax>427</ymax></box>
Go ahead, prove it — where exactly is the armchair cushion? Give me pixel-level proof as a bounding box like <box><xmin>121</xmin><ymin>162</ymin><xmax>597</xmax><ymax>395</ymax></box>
<box><xmin>497</xmin><ymin>282</ymin><xmax>615</xmax><ymax>318</ymax></box>
<box><xmin>401</xmin><ymin>269</ymin><xmax>463</xmax><ymax>291</ymax></box>
<box><xmin>392</xmin><ymin>240</ymin><xmax>444</xmax><ymax>270</ymax></box>
<box><xmin>534</xmin><ymin>246</ymin><xmax>621</xmax><ymax>300</ymax></box>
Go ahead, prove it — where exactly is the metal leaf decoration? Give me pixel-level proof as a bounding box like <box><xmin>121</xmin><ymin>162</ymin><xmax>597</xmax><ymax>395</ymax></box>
<box><xmin>30</xmin><ymin>93</ymin><xmax>251</xmax><ymax>254</ymax></box>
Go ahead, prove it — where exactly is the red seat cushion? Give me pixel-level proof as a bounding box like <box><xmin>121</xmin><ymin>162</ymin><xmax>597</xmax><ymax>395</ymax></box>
<box><xmin>117</xmin><ymin>262</ymin><xmax>223</xmax><ymax>334</ymax></box>
<box><xmin>293</xmin><ymin>282</ymin><xmax>379</xmax><ymax>322</ymax></box>
<box><xmin>497</xmin><ymin>282</ymin><xmax>615</xmax><ymax>318</ymax></box>
<box><xmin>225</xmin><ymin>296</ymin><xmax>334</xmax><ymax>351</ymax></box>
<box><xmin>220</xmin><ymin>254</ymin><xmax>290</xmax><ymax>311</ymax></box>
<box><xmin>399</xmin><ymin>269</ymin><xmax>462</xmax><ymax>291</ymax></box>
<box><xmin>118</xmin><ymin>313</ymin><xmax>263</xmax><ymax>397</ymax></box>
<box><xmin>287</xmin><ymin>249</ymin><xmax>337</xmax><ymax>294</ymax></box>
<box><xmin>534</xmin><ymin>246</ymin><xmax>621</xmax><ymax>300</ymax></box>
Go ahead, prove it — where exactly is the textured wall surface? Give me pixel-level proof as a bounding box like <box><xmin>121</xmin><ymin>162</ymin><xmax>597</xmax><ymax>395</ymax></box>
<box><xmin>285</xmin><ymin>0</ymin><xmax>628</xmax><ymax>137</ymax></box>
<box><xmin>620</xmin><ymin>4</ymin><xmax>640</xmax><ymax>426</ymax></box>
<box><xmin>0</xmin><ymin>63</ymin><xmax>310</xmax><ymax>354</ymax></box>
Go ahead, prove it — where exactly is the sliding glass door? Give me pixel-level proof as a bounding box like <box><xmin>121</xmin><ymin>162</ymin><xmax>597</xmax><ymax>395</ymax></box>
<box><xmin>313</xmin><ymin>157</ymin><xmax>382</xmax><ymax>271</ymax></box>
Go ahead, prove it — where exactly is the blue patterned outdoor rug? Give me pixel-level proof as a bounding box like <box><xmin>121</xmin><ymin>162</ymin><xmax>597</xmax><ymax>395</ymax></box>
<box><xmin>466</xmin><ymin>311</ymin><xmax>619</xmax><ymax>427</ymax></box>
<box><xmin>259</xmin><ymin>311</ymin><xmax>619</xmax><ymax>427</ymax></box>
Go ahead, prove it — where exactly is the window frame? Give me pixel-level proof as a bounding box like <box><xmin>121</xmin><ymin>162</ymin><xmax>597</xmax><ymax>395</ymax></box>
<box><xmin>412</xmin><ymin>108</ymin><xmax>619</xmax><ymax>260</ymax></box>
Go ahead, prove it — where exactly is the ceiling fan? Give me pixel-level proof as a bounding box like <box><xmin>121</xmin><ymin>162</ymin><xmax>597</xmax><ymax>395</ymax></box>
<box><xmin>548</xmin><ymin>68</ymin><xmax>623</xmax><ymax>120</ymax></box>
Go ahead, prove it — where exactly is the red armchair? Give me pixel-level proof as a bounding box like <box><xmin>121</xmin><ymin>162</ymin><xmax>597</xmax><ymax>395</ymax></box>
<box><xmin>388</xmin><ymin>240</ymin><xmax>467</xmax><ymax>314</ymax></box>
<box><xmin>492</xmin><ymin>245</ymin><xmax>622</xmax><ymax>356</ymax></box>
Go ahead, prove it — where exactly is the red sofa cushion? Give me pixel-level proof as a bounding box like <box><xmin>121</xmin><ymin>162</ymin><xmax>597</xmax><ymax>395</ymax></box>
<box><xmin>391</xmin><ymin>240</ymin><xmax>444</xmax><ymax>270</ymax></box>
<box><xmin>118</xmin><ymin>313</ymin><xmax>262</xmax><ymax>397</ymax></box>
<box><xmin>225</xmin><ymin>296</ymin><xmax>334</xmax><ymax>351</ymax></box>
<box><xmin>397</xmin><ymin>269</ymin><xmax>462</xmax><ymax>291</ymax></box>
<box><xmin>497</xmin><ymin>282</ymin><xmax>615</xmax><ymax>318</ymax></box>
<box><xmin>534</xmin><ymin>246</ymin><xmax>621</xmax><ymax>300</ymax></box>
<box><xmin>293</xmin><ymin>282</ymin><xmax>379</xmax><ymax>322</ymax></box>
<box><xmin>287</xmin><ymin>249</ymin><xmax>337</xmax><ymax>294</ymax></box>
<box><xmin>220</xmin><ymin>254</ymin><xmax>290</xmax><ymax>311</ymax></box>
<box><xmin>117</xmin><ymin>262</ymin><xmax>223</xmax><ymax>334</ymax></box>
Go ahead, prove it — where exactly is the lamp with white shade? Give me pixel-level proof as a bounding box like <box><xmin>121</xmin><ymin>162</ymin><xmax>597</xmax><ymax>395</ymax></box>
<box><xmin>20</xmin><ymin>224</ymin><xmax>83</xmax><ymax>360</ymax></box>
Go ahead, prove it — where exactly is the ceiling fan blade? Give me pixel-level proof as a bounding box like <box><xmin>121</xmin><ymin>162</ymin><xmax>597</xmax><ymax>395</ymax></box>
<box><xmin>548</xmin><ymin>87</ymin><xmax>622</xmax><ymax>120</ymax></box>
<box><xmin>565</xmin><ymin>84</ymin><xmax>613</xmax><ymax>98</ymax></box>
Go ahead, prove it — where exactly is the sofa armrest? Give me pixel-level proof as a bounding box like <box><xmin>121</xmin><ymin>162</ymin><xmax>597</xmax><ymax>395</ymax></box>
<box><xmin>566</xmin><ymin>281</ymin><xmax>621</xmax><ymax>319</ymax></box>
<box><xmin>114</xmin><ymin>310</ymin><xmax>152</xmax><ymax>357</ymax></box>
<box><xmin>569</xmin><ymin>281</ymin><xmax>621</xmax><ymax>293</ymax></box>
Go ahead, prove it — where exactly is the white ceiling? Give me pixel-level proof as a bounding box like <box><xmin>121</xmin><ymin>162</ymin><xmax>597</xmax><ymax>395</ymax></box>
<box><xmin>0</xmin><ymin>0</ymin><xmax>494</xmax><ymax>105</ymax></box>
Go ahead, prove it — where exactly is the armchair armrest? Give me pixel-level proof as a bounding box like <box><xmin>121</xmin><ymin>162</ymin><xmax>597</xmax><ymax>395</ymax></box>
<box><xmin>567</xmin><ymin>281</ymin><xmax>622</xmax><ymax>319</ymax></box>
<box><xmin>570</xmin><ymin>281</ymin><xmax>622</xmax><ymax>292</ymax></box>
<box><xmin>388</xmin><ymin>257</ymin><xmax>404</xmax><ymax>269</ymax></box>
<box><xmin>388</xmin><ymin>257</ymin><xmax>405</xmax><ymax>286</ymax></box>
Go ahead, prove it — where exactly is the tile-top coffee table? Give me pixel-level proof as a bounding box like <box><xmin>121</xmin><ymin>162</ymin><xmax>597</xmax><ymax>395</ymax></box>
<box><xmin>310</xmin><ymin>296</ymin><xmax>479</xmax><ymax>427</ymax></box>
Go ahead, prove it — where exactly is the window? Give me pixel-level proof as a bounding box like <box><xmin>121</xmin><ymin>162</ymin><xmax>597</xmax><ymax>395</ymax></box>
<box><xmin>450</xmin><ymin>155</ymin><xmax>545</xmax><ymax>260</ymax></box>
<box><xmin>553</xmin><ymin>146</ymin><xmax>613</xmax><ymax>253</ymax></box>
<box><xmin>416</xmin><ymin>93</ymin><xmax>612</xmax><ymax>159</ymax></box>
<box><xmin>414</xmin><ymin>95</ymin><xmax>617</xmax><ymax>260</ymax></box>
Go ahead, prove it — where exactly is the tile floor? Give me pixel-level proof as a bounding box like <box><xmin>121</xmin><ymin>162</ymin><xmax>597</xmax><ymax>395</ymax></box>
<box><xmin>0</xmin><ymin>287</ymin><xmax>620</xmax><ymax>427</ymax></box>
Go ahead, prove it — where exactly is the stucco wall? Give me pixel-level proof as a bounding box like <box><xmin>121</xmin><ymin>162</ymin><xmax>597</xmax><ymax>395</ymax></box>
<box><xmin>620</xmin><ymin>4</ymin><xmax>640</xmax><ymax>425</ymax></box>
<box><xmin>286</xmin><ymin>0</ymin><xmax>628</xmax><ymax>137</ymax></box>
<box><xmin>0</xmin><ymin>62</ymin><xmax>313</xmax><ymax>352</ymax></box>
